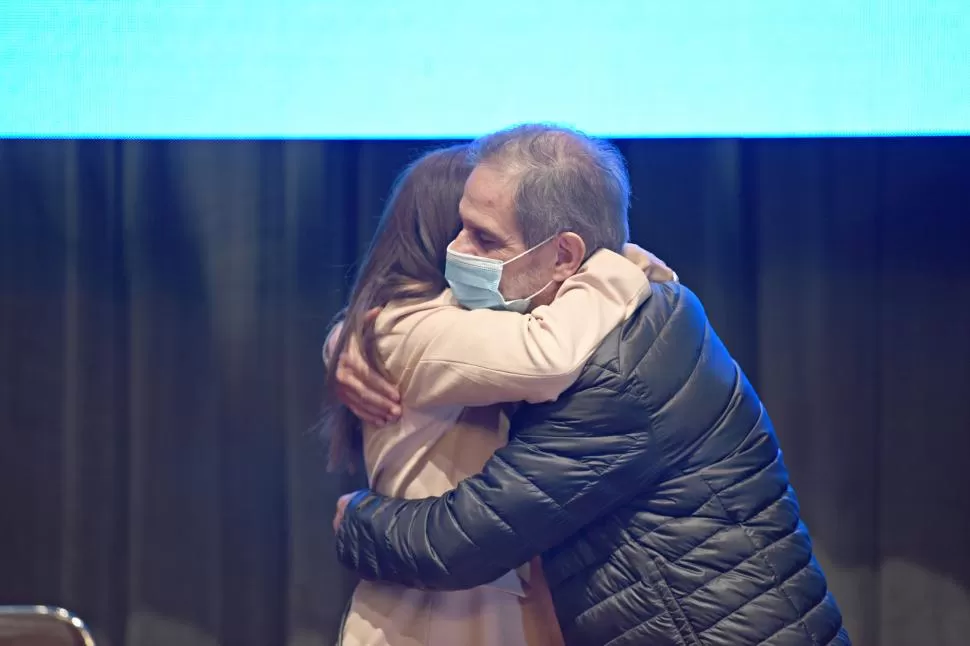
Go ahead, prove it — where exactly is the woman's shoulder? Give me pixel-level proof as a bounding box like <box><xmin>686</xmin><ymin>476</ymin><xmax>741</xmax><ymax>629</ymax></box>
<box><xmin>373</xmin><ymin>289</ymin><xmax>465</xmax><ymax>378</ymax></box>
<box><xmin>374</xmin><ymin>289</ymin><xmax>469</xmax><ymax>360</ymax></box>
<box><xmin>376</xmin><ymin>289</ymin><xmax>461</xmax><ymax>333</ymax></box>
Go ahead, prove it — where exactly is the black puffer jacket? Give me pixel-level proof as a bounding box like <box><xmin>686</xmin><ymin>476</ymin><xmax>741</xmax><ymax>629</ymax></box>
<box><xmin>337</xmin><ymin>282</ymin><xmax>849</xmax><ymax>646</ymax></box>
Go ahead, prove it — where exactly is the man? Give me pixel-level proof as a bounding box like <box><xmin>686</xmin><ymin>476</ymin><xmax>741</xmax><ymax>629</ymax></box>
<box><xmin>330</xmin><ymin>125</ymin><xmax>849</xmax><ymax>646</ymax></box>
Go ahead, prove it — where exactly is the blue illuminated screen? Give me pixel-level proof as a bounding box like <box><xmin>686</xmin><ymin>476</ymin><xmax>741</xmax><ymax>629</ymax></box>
<box><xmin>1</xmin><ymin>1</ymin><xmax>968</xmax><ymax>138</ymax></box>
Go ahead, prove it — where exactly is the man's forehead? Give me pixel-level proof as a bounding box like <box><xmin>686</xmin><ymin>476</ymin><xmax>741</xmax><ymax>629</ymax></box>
<box><xmin>461</xmin><ymin>166</ymin><xmax>516</xmax><ymax>229</ymax></box>
<box><xmin>466</xmin><ymin>165</ymin><xmax>515</xmax><ymax>205</ymax></box>
<box><xmin>458</xmin><ymin>196</ymin><xmax>492</xmax><ymax>229</ymax></box>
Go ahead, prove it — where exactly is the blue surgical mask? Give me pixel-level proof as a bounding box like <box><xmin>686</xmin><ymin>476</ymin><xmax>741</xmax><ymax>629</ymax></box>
<box><xmin>445</xmin><ymin>237</ymin><xmax>555</xmax><ymax>312</ymax></box>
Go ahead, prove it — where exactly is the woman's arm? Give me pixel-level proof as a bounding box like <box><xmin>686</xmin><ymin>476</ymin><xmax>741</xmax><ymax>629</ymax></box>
<box><xmin>389</xmin><ymin>249</ymin><xmax>649</xmax><ymax>408</ymax></box>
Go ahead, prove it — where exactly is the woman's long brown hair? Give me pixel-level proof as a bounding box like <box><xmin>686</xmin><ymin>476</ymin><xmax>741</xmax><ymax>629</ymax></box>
<box><xmin>323</xmin><ymin>144</ymin><xmax>473</xmax><ymax>471</ymax></box>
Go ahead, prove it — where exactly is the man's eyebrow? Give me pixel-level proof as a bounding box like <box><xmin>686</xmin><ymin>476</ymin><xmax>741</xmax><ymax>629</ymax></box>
<box><xmin>466</xmin><ymin>222</ymin><xmax>503</xmax><ymax>240</ymax></box>
<box><xmin>459</xmin><ymin>205</ymin><xmax>498</xmax><ymax>237</ymax></box>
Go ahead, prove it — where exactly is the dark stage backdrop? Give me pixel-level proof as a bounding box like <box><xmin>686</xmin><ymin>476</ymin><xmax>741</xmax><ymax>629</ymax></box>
<box><xmin>1</xmin><ymin>137</ymin><xmax>969</xmax><ymax>646</ymax></box>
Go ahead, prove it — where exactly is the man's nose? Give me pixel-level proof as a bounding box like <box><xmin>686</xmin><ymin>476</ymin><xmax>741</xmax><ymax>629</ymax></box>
<box><xmin>450</xmin><ymin>232</ymin><xmax>476</xmax><ymax>255</ymax></box>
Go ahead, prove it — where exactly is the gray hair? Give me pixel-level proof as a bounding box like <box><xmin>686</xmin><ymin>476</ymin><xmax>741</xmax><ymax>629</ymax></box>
<box><xmin>469</xmin><ymin>124</ymin><xmax>631</xmax><ymax>256</ymax></box>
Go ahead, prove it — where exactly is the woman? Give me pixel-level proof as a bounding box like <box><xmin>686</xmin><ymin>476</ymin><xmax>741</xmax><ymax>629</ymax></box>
<box><xmin>324</xmin><ymin>144</ymin><xmax>674</xmax><ymax>646</ymax></box>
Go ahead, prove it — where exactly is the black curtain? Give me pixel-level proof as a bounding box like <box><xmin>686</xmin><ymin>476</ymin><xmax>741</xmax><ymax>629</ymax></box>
<box><xmin>1</xmin><ymin>137</ymin><xmax>969</xmax><ymax>646</ymax></box>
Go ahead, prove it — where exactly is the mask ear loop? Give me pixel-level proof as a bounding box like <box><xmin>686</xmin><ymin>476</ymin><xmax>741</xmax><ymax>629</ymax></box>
<box><xmin>503</xmin><ymin>236</ymin><xmax>561</xmax><ymax>309</ymax></box>
<box><xmin>501</xmin><ymin>234</ymin><xmax>559</xmax><ymax>267</ymax></box>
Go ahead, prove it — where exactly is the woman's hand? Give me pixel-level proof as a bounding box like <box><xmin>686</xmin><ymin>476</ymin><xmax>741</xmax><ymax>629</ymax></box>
<box><xmin>326</xmin><ymin>309</ymin><xmax>402</xmax><ymax>425</ymax></box>
<box><xmin>622</xmin><ymin>243</ymin><xmax>678</xmax><ymax>283</ymax></box>
<box><xmin>333</xmin><ymin>492</ymin><xmax>356</xmax><ymax>533</ymax></box>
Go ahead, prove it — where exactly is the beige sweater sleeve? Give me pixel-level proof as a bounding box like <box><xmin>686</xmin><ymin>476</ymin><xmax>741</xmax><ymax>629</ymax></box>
<box><xmin>377</xmin><ymin>249</ymin><xmax>651</xmax><ymax>409</ymax></box>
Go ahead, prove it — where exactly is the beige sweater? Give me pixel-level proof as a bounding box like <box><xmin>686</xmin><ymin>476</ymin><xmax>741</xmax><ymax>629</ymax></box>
<box><xmin>340</xmin><ymin>250</ymin><xmax>670</xmax><ymax>646</ymax></box>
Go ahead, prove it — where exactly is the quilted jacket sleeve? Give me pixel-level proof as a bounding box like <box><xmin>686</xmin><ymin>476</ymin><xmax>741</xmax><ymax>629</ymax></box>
<box><xmin>334</xmin><ymin>368</ymin><xmax>666</xmax><ymax>590</ymax></box>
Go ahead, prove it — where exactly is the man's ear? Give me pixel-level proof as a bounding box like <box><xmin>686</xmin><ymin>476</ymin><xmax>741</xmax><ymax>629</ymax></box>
<box><xmin>551</xmin><ymin>232</ymin><xmax>586</xmax><ymax>281</ymax></box>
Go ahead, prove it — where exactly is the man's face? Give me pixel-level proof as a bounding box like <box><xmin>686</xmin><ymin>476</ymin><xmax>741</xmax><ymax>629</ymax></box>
<box><xmin>451</xmin><ymin>164</ymin><xmax>556</xmax><ymax>300</ymax></box>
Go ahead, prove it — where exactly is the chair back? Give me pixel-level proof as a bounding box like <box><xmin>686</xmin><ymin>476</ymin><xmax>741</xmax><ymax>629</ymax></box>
<box><xmin>0</xmin><ymin>607</ymin><xmax>96</xmax><ymax>646</ymax></box>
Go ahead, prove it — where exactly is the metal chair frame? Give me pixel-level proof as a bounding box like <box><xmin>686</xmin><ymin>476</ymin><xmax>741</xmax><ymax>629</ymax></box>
<box><xmin>0</xmin><ymin>606</ymin><xmax>96</xmax><ymax>646</ymax></box>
